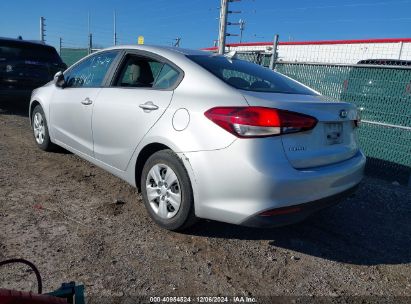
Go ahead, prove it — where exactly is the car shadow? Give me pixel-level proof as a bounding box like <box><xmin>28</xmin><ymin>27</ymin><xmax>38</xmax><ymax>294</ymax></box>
<box><xmin>186</xmin><ymin>181</ymin><xmax>411</xmax><ymax>266</ymax></box>
<box><xmin>0</xmin><ymin>98</ymin><xmax>30</xmax><ymax>117</ymax></box>
<box><xmin>49</xmin><ymin>145</ymin><xmax>72</xmax><ymax>154</ymax></box>
<box><xmin>0</xmin><ymin>99</ymin><xmax>71</xmax><ymax>154</ymax></box>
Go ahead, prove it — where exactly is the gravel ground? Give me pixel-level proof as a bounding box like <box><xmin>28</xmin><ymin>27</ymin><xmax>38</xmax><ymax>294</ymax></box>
<box><xmin>0</xmin><ymin>103</ymin><xmax>410</xmax><ymax>303</ymax></box>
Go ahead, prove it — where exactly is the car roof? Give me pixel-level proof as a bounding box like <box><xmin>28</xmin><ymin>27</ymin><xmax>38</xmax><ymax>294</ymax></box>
<box><xmin>104</xmin><ymin>44</ymin><xmax>210</xmax><ymax>57</ymax></box>
<box><xmin>0</xmin><ymin>37</ymin><xmax>54</xmax><ymax>48</ymax></box>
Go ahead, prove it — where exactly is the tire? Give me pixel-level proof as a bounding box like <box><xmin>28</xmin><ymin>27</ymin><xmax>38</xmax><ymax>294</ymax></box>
<box><xmin>32</xmin><ymin>105</ymin><xmax>54</xmax><ymax>151</ymax></box>
<box><xmin>141</xmin><ymin>149</ymin><xmax>197</xmax><ymax>231</ymax></box>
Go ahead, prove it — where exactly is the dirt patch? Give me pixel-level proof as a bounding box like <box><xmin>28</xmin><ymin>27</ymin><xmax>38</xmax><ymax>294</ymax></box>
<box><xmin>0</xmin><ymin>104</ymin><xmax>410</xmax><ymax>301</ymax></box>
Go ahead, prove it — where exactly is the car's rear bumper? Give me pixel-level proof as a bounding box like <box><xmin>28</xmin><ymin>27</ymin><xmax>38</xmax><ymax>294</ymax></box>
<box><xmin>240</xmin><ymin>184</ymin><xmax>359</xmax><ymax>227</ymax></box>
<box><xmin>182</xmin><ymin>137</ymin><xmax>366</xmax><ymax>226</ymax></box>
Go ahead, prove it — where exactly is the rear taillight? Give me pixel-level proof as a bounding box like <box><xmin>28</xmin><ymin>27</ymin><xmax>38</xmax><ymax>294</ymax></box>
<box><xmin>204</xmin><ymin>106</ymin><xmax>318</xmax><ymax>138</ymax></box>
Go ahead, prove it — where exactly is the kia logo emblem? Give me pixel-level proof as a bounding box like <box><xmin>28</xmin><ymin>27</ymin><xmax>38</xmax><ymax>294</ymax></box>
<box><xmin>339</xmin><ymin>110</ymin><xmax>348</xmax><ymax>118</ymax></box>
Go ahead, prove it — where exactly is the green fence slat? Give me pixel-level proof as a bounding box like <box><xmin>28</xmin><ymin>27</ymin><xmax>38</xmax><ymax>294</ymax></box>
<box><xmin>60</xmin><ymin>48</ymin><xmax>89</xmax><ymax>67</ymax></box>
<box><xmin>273</xmin><ymin>63</ymin><xmax>411</xmax><ymax>167</ymax></box>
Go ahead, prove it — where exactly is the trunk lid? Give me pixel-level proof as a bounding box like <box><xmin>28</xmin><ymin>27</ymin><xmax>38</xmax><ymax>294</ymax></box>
<box><xmin>241</xmin><ymin>91</ymin><xmax>359</xmax><ymax>169</ymax></box>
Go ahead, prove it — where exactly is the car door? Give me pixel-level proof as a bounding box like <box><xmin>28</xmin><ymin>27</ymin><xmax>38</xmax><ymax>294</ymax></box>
<box><xmin>49</xmin><ymin>50</ymin><xmax>119</xmax><ymax>156</ymax></box>
<box><xmin>92</xmin><ymin>51</ymin><xmax>182</xmax><ymax>171</ymax></box>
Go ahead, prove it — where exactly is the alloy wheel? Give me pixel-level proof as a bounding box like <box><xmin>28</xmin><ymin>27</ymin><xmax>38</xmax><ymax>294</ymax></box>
<box><xmin>145</xmin><ymin>164</ymin><xmax>181</xmax><ymax>219</ymax></box>
<box><xmin>33</xmin><ymin>112</ymin><xmax>45</xmax><ymax>145</ymax></box>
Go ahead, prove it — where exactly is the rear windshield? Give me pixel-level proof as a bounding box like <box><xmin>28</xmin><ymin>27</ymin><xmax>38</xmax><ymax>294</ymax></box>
<box><xmin>187</xmin><ymin>54</ymin><xmax>317</xmax><ymax>95</ymax></box>
<box><xmin>0</xmin><ymin>42</ymin><xmax>62</xmax><ymax>63</ymax></box>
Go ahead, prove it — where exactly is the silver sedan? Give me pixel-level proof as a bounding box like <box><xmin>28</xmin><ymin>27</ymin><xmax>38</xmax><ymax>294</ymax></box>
<box><xmin>29</xmin><ymin>45</ymin><xmax>365</xmax><ymax>230</ymax></box>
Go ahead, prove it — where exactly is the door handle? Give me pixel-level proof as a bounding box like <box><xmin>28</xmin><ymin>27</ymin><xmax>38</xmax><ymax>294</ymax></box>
<box><xmin>139</xmin><ymin>101</ymin><xmax>159</xmax><ymax>112</ymax></box>
<box><xmin>81</xmin><ymin>97</ymin><xmax>93</xmax><ymax>105</ymax></box>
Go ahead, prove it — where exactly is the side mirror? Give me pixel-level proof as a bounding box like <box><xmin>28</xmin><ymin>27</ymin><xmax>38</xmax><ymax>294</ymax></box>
<box><xmin>54</xmin><ymin>71</ymin><xmax>65</xmax><ymax>88</ymax></box>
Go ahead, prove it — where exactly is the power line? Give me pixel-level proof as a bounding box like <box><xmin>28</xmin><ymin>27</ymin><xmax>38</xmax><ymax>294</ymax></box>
<box><xmin>260</xmin><ymin>0</ymin><xmax>411</xmax><ymax>13</ymax></box>
<box><xmin>46</xmin><ymin>5</ymin><xmax>217</xmax><ymax>48</ymax></box>
<box><xmin>115</xmin><ymin>0</ymin><xmax>207</xmax><ymax>19</ymax></box>
<box><xmin>44</xmin><ymin>2</ymin><xmax>219</xmax><ymax>49</ymax></box>
<box><xmin>274</xmin><ymin>16</ymin><xmax>411</xmax><ymax>25</ymax></box>
<box><xmin>113</xmin><ymin>10</ymin><xmax>118</xmax><ymax>46</ymax></box>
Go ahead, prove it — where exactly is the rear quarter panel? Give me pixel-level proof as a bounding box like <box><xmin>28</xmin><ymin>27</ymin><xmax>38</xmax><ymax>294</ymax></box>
<box><xmin>139</xmin><ymin>57</ymin><xmax>251</xmax><ymax>153</ymax></box>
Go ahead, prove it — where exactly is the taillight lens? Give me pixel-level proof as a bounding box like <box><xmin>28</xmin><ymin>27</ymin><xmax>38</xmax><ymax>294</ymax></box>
<box><xmin>204</xmin><ymin>106</ymin><xmax>317</xmax><ymax>138</ymax></box>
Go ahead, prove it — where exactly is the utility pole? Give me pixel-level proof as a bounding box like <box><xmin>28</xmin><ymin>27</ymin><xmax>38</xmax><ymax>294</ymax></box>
<box><xmin>239</xmin><ymin>19</ymin><xmax>245</xmax><ymax>43</ymax></box>
<box><xmin>87</xmin><ymin>13</ymin><xmax>93</xmax><ymax>54</ymax></box>
<box><xmin>59</xmin><ymin>37</ymin><xmax>62</xmax><ymax>55</ymax></box>
<box><xmin>173</xmin><ymin>37</ymin><xmax>181</xmax><ymax>47</ymax></box>
<box><xmin>40</xmin><ymin>17</ymin><xmax>46</xmax><ymax>43</ymax></box>
<box><xmin>88</xmin><ymin>33</ymin><xmax>93</xmax><ymax>54</ymax></box>
<box><xmin>218</xmin><ymin>0</ymin><xmax>229</xmax><ymax>54</ymax></box>
<box><xmin>113</xmin><ymin>10</ymin><xmax>118</xmax><ymax>46</ymax></box>
<box><xmin>269</xmin><ymin>34</ymin><xmax>279</xmax><ymax>70</ymax></box>
<box><xmin>218</xmin><ymin>0</ymin><xmax>241</xmax><ymax>54</ymax></box>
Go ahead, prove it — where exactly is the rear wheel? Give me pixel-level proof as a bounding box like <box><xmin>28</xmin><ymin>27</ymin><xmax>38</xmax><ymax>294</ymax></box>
<box><xmin>141</xmin><ymin>150</ymin><xmax>196</xmax><ymax>231</ymax></box>
<box><xmin>32</xmin><ymin>105</ymin><xmax>54</xmax><ymax>151</ymax></box>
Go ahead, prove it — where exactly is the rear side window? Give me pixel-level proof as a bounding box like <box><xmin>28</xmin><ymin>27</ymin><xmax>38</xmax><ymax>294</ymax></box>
<box><xmin>0</xmin><ymin>42</ymin><xmax>62</xmax><ymax>63</ymax></box>
<box><xmin>153</xmin><ymin>64</ymin><xmax>180</xmax><ymax>89</ymax></box>
<box><xmin>187</xmin><ymin>55</ymin><xmax>317</xmax><ymax>95</ymax></box>
<box><xmin>115</xmin><ymin>55</ymin><xmax>162</xmax><ymax>87</ymax></box>
<box><xmin>114</xmin><ymin>54</ymin><xmax>180</xmax><ymax>90</ymax></box>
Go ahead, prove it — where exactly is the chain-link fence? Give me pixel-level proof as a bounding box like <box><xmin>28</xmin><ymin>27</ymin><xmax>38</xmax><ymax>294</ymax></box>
<box><xmin>275</xmin><ymin>63</ymin><xmax>411</xmax><ymax>166</ymax></box>
<box><xmin>60</xmin><ymin>48</ymin><xmax>102</xmax><ymax>67</ymax></box>
<box><xmin>277</xmin><ymin>41</ymin><xmax>411</xmax><ymax>64</ymax></box>
<box><xmin>60</xmin><ymin>48</ymin><xmax>89</xmax><ymax>66</ymax></box>
<box><xmin>236</xmin><ymin>52</ymin><xmax>272</xmax><ymax>67</ymax></box>
<box><xmin>227</xmin><ymin>39</ymin><xmax>411</xmax><ymax>65</ymax></box>
<box><xmin>236</xmin><ymin>43</ymin><xmax>411</xmax><ymax>185</ymax></box>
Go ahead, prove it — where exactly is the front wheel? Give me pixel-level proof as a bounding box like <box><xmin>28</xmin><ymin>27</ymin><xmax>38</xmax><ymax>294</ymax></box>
<box><xmin>141</xmin><ymin>150</ymin><xmax>196</xmax><ymax>231</ymax></box>
<box><xmin>32</xmin><ymin>105</ymin><xmax>54</xmax><ymax>151</ymax></box>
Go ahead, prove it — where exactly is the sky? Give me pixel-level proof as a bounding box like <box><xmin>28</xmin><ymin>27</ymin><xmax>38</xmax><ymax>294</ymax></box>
<box><xmin>1</xmin><ymin>0</ymin><xmax>411</xmax><ymax>51</ymax></box>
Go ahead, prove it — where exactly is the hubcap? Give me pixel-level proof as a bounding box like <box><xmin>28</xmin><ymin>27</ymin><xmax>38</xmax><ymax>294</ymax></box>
<box><xmin>146</xmin><ymin>164</ymin><xmax>181</xmax><ymax>219</ymax></box>
<box><xmin>33</xmin><ymin>112</ymin><xmax>45</xmax><ymax>145</ymax></box>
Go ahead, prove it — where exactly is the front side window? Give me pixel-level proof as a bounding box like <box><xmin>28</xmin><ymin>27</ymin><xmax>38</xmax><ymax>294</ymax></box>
<box><xmin>64</xmin><ymin>51</ymin><xmax>118</xmax><ymax>88</ymax></box>
<box><xmin>115</xmin><ymin>55</ymin><xmax>180</xmax><ymax>89</ymax></box>
<box><xmin>187</xmin><ymin>54</ymin><xmax>317</xmax><ymax>95</ymax></box>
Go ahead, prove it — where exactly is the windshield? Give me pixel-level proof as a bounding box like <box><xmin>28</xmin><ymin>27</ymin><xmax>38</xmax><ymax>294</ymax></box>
<box><xmin>0</xmin><ymin>42</ymin><xmax>62</xmax><ymax>63</ymax></box>
<box><xmin>187</xmin><ymin>54</ymin><xmax>317</xmax><ymax>95</ymax></box>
